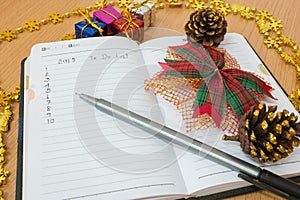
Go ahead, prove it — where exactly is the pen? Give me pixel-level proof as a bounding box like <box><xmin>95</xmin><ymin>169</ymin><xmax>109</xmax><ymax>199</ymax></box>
<box><xmin>77</xmin><ymin>93</ymin><xmax>300</xmax><ymax>199</ymax></box>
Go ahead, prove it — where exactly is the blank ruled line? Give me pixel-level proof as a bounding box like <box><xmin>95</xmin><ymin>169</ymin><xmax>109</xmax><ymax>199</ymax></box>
<box><xmin>40</xmin><ymin>119</ymin><xmax>118</xmax><ymax>131</ymax></box>
<box><xmin>46</xmin><ymin>73</ymin><xmax>101</xmax><ymax>83</ymax></box>
<box><xmin>41</xmin><ymin>64</ymin><xmax>82</xmax><ymax>71</ymax></box>
<box><xmin>43</xmin><ymin>159</ymin><xmax>96</xmax><ymax>169</ymax></box>
<box><xmin>42</xmin><ymin>145</ymin><xmax>83</xmax><ymax>153</ymax></box>
<box><xmin>43</xmin><ymin>119</ymin><xmax>124</xmax><ymax>136</ymax></box>
<box><xmin>263</xmin><ymin>159</ymin><xmax>300</xmax><ymax>167</ymax></box>
<box><xmin>41</xmin><ymin>124</ymin><xmax>76</xmax><ymax>132</ymax></box>
<box><xmin>43</xmin><ymin>176</ymin><xmax>174</xmax><ymax>196</ymax></box>
<box><xmin>43</xmin><ymin>171</ymin><xmax>119</xmax><ymax>185</ymax></box>
<box><xmin>63</xmin><ymin>183</ymin><xmax>175</xmax><ymax>200</ymax></box>
<box><xmin>42</xmin><ymin>144</ymin><xmax>167</xmax><ymax>161</ymax></box>
<box><xmin>42</xmin><ymin>138</ymin><xmax>80</xmax><ymax>146</ymax></box>
<box><xmin>42</xmin><ymin>151</ymin><xmax>100</xmax><ymax>161</ymax></box>
<box><xmin>40</xmin><ymin>103</ymin><xmax>85</xmax><ymax>112</ymax></box>
<box><xmin>45</xmin><ymin>173</ymin><xmax>172</xmax><ymax>187</ymax></box>
<box><xmin>41</xmin><ymin>130</ymin><xmax>76</xmax><ymax>138</ymax></box>
<box><xmin>198</xmin><ymin>170</ymin><xmax>233</xmax><ymax>179</ymax></box>
<box><xmin>42</xmin><ymin>165</ymin><xmax>105</xmax><ymax>177</ymax></box>
<box><xmin>42</xmin><ymin>142</ymin><xmax>163</xmax><ymax>154</ymax></box>
<box><xmin>43</xmin><ymin>158</ymin><xmax>168</xmax><ymax>170</ymax></box>
<box><xmin>42</xmin><ymin>135</ymin><xmax>154</xmax><ymax>147</ymax></box>
<box><xmin>195</xmin><ymin>163</ymin><xmax>216</xmax><ymax>172</ymax></box>
<box><xmin>40</xmin><ymin>120</ymin><xmax>105</xmax><ymax>131</ymax></box>
<box><xmin>41</xmin><ymin>127</ymin><xmax>99</xmax><ymax>138</ymax></box>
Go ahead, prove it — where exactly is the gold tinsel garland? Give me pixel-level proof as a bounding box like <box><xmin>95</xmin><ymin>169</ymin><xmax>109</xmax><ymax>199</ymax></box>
<box><xmin>0</xmin><ymin>0</ymin><xmax>299</xmax><ymax>199</ymax></box>
<box><xmin>0</xmin><ymin>86</ymin><xmax>20</xmax><ymax>199</ymax></box>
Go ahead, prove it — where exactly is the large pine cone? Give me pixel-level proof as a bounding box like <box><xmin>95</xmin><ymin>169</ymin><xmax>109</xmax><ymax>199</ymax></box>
<box><xmin>224</xmin><ymin>104</ymin><xmax>300</xmax><ymax>163</ymax></box>
<box><xmin>185</xmin><ymin>9</ymin><xmax>227</xmax><ymax>47</ymax></box>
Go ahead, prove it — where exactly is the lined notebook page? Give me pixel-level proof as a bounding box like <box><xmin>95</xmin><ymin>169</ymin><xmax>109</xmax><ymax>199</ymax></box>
<box><xmin>140</xmin><ymin>37</ymin><xmax>240</xmax><ymax>195</ymax></box>
<box><xmin>24</xmin><ymin>37</ymin><xmax>187</xmax><ymax>200</ymax></box>
<box><xmin>140</xmin><ymin>34</ymin><xmax>300</xmax><ymax>195</ymax></box>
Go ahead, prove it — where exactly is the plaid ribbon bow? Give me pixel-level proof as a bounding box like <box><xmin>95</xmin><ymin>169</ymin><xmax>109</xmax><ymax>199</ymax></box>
<box><xmin>158</xmin><ymin>42</ymin><xmax>276</xmax><ymax>127</ymax></box>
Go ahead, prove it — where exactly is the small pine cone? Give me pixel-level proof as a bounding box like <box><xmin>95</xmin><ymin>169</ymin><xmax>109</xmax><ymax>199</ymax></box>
<box><xmin>185</xmin><ymin>8</ymin><xmax>227</xmax><ymax>47</ymax></box>
<box><xmin>224</xmin><ymin>104</ymin><xmax>300</xmax><ymax>163</ymax></box>
<box><xmin>239</xmin><ymin>104</ymin><xmax>300</xmax><ymax>163</ymax></box>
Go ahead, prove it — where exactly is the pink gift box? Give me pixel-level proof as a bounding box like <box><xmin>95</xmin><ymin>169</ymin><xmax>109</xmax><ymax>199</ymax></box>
<box><xmin>93</xmin><ymin>6</ymin><xmax>122</xmax><ymax>35</ymax></box>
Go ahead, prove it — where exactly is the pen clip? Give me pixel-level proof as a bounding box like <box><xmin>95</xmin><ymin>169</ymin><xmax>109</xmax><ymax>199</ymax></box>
<box><xmin>238</xmin><ymin>173</ymin><xmax>298</xmax><ymax>200</ymax></box>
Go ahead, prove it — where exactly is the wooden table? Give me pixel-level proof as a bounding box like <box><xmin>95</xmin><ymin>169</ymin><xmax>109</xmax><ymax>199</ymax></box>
<box><xmin>1</xmin><ymin>0</ymin><xmax>299</xmax><ymax>199</ymax></box>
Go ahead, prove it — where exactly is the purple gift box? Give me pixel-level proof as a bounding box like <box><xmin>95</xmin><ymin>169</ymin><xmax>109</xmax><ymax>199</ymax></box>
<box><xmin>93</xmin><ymin>6</ymin><xmax>122</xmax><ymax>35</ymax></box>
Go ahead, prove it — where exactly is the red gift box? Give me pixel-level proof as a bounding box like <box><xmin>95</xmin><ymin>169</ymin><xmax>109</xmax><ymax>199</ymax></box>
<box><xmin>113</xmin><ymin>14</ymin><xmax>144</xmax><ymax>42</ymax></box>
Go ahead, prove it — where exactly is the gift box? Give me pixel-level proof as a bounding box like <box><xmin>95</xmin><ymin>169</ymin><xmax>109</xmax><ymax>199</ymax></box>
<box><xmin>129</xmin><ymin>0</ymin><xmax>155</xmax><ymax>29</ymax></box>
<box><xmin>93</xmin><ymin>5</ymin><xmax>122</xmax><ymax>35</ymax></box>
<box><xmin>75</xmin><ymin>17</ymin><xmax>107</xmax><ymax>39</ymax></box>
<box><xmin>113</xmin><ymin>14</ymin><xmax>144</xmax><ymax>42</ymax></box>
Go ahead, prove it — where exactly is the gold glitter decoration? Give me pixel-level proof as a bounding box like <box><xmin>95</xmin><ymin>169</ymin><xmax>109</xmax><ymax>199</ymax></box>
<box><xmin>94</xmin><ymin>0</ymin><xmax>108</xmax><ymax>9</ymax></box>
<box><xmin>0</xmin><ymin>106</ymin><xmax>13</xmax><ymax>132</ymax></box>
<box><xmin>0</xmin><ymin>30</ymin><xmax>17</xmax><ymax>42</ymax></box>
<box><xmin>280</xmin><ymin>52</ymin><xmax>295</xmax><ymax>65</ymax></box>
<box><xmin>257</xmin><ymin>21</ymin><xmax>271</xmax><ymax>34</ymax></box>
<box><xmin>289</xmin><ymin>88</ymin><xmax>300</xmax><ymax>111</ymax></box>
<box><xmin>256</xmin><ymin>10</ymin><xmax>272</xmax><ymax>20</ymax></box>
<box><xmin>264</xmin><ymin>37</ymin><xmax>283</xmax><ymax>49</ymax></box>
<box><xmin>0</xmin><ymin>85</ymin><xmax>20</xmax><ymax>131</ymax></box>
<box><xmin>240</xmin><ymin>7</ymin><xmax>255</xmax><ymax>20</ymax></box>
<box><xmin>166</xmin><ymin>2</ymin><xmax>183</xmax><ymax>8</ymax></box>
<box><xmin>216</xmin><ymin>3</ymin><xmax>231</xmax><ymax>16</ymax></box>
<box><xmin>116</xmin><ymin>0</ymin><xmax>132</xmax><ymax>8</ymax></box>
<box><xmin>40</xmin><ymin>19</ymin><xmax>48</xmax><ymax>25</ymax></box>
<box><xmin>62</xmin><ymin>33</ymin><xmax>76</xmax><ymax>40</ymax></box>
<box><xmin>210</xmin><ymin>0</ymin><xmax>224</xmax><ymax>7</ymax></box>
<box><xmin>270</xmin><ymin>19</ymin><xmax>283</xmax><ymax>32</ymax></box>
<box><xmin>64</xmin><ymin>12</ymin><xmax>71</xmax><ymax>18</ymax></box>
<box><xmin>48</xmin><ymin>13</ymin><xmax>64</xmax><ymax>24</ymax></box>
<box><xmin>71</xmin><ymin>9</ymin><xmax>80</xmax><ymax>16</ymax></box>
<box><xmin>0</xmin><ymin>85</ymin><xmax>20</xmax><ymax>199</ymax></box>
<box><xmin>16</xmin><ymin>27</ymin><xmax>24</xmax><ymax>33</ymax></box>
<box><xmin>231</xmin><ymin>4</ymin><xmax>244</xmax><ymax>14</ymax></box>
<box><xmin>24</xmin><ymin>20</ymin><xmax>41</xmax><ymax>32</ymax></box>
<box><xmin>192</xmin><ymin>2</ymin><xmax>207</xmax><ymax>11</ymax></box>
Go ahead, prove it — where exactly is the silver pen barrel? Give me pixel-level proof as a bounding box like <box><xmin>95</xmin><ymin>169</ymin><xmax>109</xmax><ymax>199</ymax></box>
<box><xmin>78</xmin><ymin>93</ymin><xmax>261</xmax><ymax>179</ymax></box>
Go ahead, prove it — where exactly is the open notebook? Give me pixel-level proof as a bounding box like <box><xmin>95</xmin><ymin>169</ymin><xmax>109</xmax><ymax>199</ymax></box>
<box><xmin>18</xmin><ymin>33</ymin><xmax>300</xmax><ymax>199</ymax></box>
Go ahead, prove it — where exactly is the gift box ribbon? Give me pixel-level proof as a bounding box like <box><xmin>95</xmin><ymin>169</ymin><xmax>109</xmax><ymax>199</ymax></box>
<box><xmin>101</xmin><ymin>9</ymin><xmax>119</xmax><ymax>20</ymax></box>
<box><xmin>79</xmin><ymin>9</ymin><xmax>104</xmax><ymax>37</ymax></box>
<box><xmin>120</xmin><ymin>10</ymin><xmax>141</xmax><ymax>39</ymax></box>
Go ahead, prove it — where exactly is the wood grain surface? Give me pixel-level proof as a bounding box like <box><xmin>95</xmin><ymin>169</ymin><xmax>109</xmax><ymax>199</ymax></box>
<box><xmin>0</xmin><ymin>0</ymin><xmax>299</xmax><ymax>199</ymax></box>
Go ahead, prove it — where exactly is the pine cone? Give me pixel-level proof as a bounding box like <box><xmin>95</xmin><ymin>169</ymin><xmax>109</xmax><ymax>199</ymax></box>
<box><xmin>224</xmin><ymin>104</ymin><xmax>300</xmax><ymax>163</ymax></box>
<box><xmin>185</xmin><ymin>9</ymin><xmax>227</xmax><ymax>47</ymax></box>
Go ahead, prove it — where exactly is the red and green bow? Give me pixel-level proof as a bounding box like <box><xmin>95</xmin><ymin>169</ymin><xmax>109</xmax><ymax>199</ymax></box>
<box><xmin>158</xmin><ymin>42</ymin><xmax>276</xmax><ymax>127</ymax></box>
